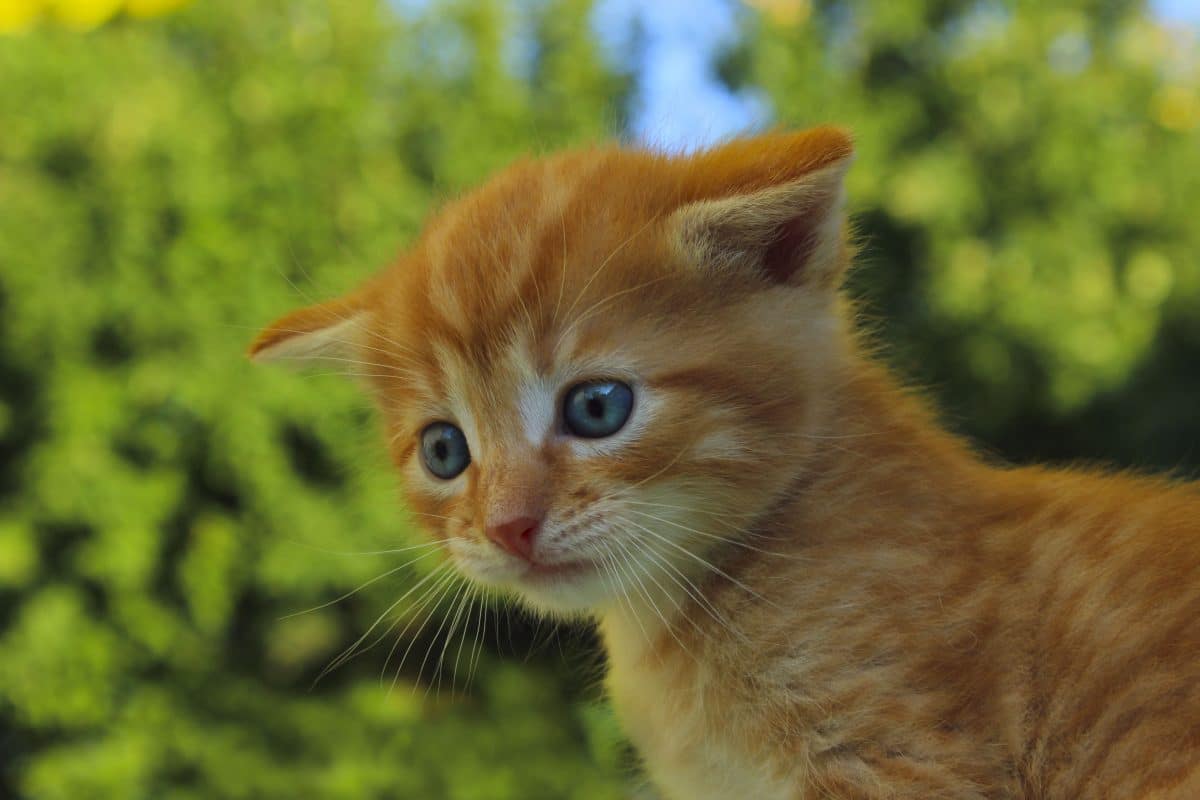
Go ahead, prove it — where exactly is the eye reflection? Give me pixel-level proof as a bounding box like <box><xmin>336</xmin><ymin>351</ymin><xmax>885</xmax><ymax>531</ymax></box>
<box><xmin>421</xmin><ymin>422</ymin><xmax>470</xmax><ymax>479</ymax></box>
<box><xmin>563</xmin><ymin>380</ymin><xmax>634</xmax><ymax>439</ymax></box>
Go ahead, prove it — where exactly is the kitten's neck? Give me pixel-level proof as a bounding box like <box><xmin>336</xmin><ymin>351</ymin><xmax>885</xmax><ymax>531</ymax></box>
<box><xmin>771</xmin><ymin>356</ymin><xmax>986</xmax><ymax>555</ymax></box>
<box><xmin>796</xmin><ymin>355</ymin><xmax>984</xmax><ymax>516</ymax></box>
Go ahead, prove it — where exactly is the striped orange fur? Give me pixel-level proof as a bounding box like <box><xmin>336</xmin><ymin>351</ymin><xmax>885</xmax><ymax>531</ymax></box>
<box><xmin>251</xmin><ymin>128</ymin><xmax>1200</xmax><ymax>799</ymax></box>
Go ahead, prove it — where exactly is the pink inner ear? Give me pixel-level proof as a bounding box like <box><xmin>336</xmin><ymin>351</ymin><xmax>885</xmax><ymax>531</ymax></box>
<box><xmin>761</xmin><ymin>212</ymin><xmax>822</xmax><ymax>284</ymax></box>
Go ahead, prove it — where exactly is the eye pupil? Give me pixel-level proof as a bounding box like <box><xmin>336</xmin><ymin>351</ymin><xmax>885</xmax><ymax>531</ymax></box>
<box><xmin>421</xmin><ymin>422</ymin><xmax>470</xmax><ymax>480</ymax></box>
<box><xmin>563</xmin><ymin>380</ymin><xmax>634</xmax><ymax>439</ymax></box>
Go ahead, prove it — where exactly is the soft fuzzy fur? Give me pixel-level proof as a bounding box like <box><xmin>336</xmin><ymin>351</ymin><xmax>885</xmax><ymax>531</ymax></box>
<box><xmin>251</xmin><ymin>128</ymin><xmax>1200</xmax><ymax>799</ymax></box>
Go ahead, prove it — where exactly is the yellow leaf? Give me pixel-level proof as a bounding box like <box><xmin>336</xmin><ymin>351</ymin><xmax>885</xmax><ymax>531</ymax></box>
<box><xmin>744</xmin><ymin>0</ymin><xmax>810</xmax><ymax>26</ymax></box>
<box><xmin>47</xmin><ymin>0</ymin><xmax>122</xmax><ymax>30</ymax></box>
<box><xmin>0</xmin><ymin>0</ymin><xmax>41</xmax><ymax>35</ymax></box>
<box><xmin>1154</xmin><ymin>85</ymin><xmax>1199</xmax><ymax>133</ymax></box>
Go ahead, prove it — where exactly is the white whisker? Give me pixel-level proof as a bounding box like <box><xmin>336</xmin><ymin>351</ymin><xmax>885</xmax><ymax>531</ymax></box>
<box><xmin>614</xmin><ymin>518</ymin><xmax>747</xmax><ymax>643</ymax></box>
<box><xmin>312</xmin><ymin>560</ymin><xmax>453</xmax><ymax>687</ymax></box>
<box><xmin>421</xmin><ymin>579</ymin><xmax>471</xmax><ymax>696</ymax></box>
<box><xmin>385</xmin><ymin>568</ymin><xmax>463</xmax><ymax>695</ymax></box>
<box><xmin>281</xmin><ymin>537</ymin><xmax>446</xmax><ymax>559</ymax></box>
<box><xmin>616</xmin><ymin>515</ymin><xmax>778</xmax><ymax>609</ymax></box>
<box><xmin>281</xmin><ymin>545</ymin><xmax>443</xmax><ymax>621</ymax></box>
<box><xmin>624</xmin><ymin>508</ymin><xmax>803</xmax><ymax>560</ymax></box>
<box><xmin>608</xmin><ymin>533</ymin><xmax>694</xmax><ymax>658</ymax></box>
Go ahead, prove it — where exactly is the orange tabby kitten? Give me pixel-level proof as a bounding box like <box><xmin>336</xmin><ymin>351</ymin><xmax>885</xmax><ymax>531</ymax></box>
<box><xmin>251</xmin><ymin>128</ymin><xmax>1200</xmax><ymax>799</ymax></box>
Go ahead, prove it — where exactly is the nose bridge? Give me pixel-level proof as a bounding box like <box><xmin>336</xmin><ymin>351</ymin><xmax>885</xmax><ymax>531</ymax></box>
<box><xmin>466</xmin><ymin>350</ymin><xmax>554</xmax><ymax>528</ymax></box>
<box><xmin>481</xmin><ymin>447</ymin><xmax>551</xmax><ymax>527</ymax></box>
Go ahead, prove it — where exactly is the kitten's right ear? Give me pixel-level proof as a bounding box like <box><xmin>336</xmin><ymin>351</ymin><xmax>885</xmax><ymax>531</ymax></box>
<box><xmin>248</xmin><ymin>296</ymin><xmax>369</xmax><ymax>366</ymax></box>
<box><xmin>670</xmin><ymin>128</ymin><xmax>854</xmax><ymax>290</ymax></box>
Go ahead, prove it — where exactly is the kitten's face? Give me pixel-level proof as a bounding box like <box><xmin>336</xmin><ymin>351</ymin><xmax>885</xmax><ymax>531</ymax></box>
<box><xmin>252</xmin><ymin>129</ymin><xmax>854</xmax><ymax>617</ymax></box>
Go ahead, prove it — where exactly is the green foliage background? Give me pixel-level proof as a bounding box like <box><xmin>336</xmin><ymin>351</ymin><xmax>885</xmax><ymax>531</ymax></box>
<box><xmin>0</xmin><ymin>0</ymin><xmax>1196</xmax><ymax>797</ymax></box>
<box><xmin>737</xmin><ymin>0</ymin><xmax>1200</xmax><ymax>468</ymax></box>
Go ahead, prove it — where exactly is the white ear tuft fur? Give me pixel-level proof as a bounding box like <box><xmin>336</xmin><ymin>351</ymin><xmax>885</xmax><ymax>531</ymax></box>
<box><xmin>249</xmin><ymin>293</ymin><xmax>371</xmax><ymax>369</ymax></box>
<box><xmin>250</xmin><ymin>312</ymin><xmax>369</xmax><ymax>366</ymax></box>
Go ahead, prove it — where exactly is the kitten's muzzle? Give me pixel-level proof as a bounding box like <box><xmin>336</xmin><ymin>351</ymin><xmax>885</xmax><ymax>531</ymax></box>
<box><xmin>485</xmin><ymin>515</ymin><xmax>541</xmax><ymax>561</ymax></box>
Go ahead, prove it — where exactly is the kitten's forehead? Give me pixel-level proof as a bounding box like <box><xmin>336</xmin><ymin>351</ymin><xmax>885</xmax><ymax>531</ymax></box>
<box><xmin>407</xmin><ymin>149</ymin><xmax>683</xmax><ymax>353</ymax></box>
<box><xmin>421</xmin><ymin>156</ymin><xmax>586</xmax><ymax>327</ymax></box>
<box><xmin>421</xmin><ymin>175</ymin><xmax>556</xmax><ymax>328</ymax></box>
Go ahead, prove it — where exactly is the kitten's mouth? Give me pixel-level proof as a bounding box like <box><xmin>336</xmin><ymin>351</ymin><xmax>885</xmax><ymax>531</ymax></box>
<box><xmin>521</xmin><ymin>558</ymin><xmax>593</xmax><ymax>582</ymax></box>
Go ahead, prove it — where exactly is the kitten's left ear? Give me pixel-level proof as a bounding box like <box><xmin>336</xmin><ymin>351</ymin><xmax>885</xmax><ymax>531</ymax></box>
<box><xmin>670</xmin><ymin>150</ymin><xmax>852</xmax><ymax>290</ymax></box>
<box><xmin>248</xmin><ymin>295</ymin><xmax>369</xmax><ymax>366</ymax></box>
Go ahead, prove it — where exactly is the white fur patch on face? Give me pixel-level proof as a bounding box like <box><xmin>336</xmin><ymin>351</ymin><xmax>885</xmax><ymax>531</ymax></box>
<box><xmin>516</xmin><ymin>377</ymin><xmax>557</xmax><ymax>446</ymax></box>
<box><xmin>500</xmin><ymin>334</ymin><xmax>556</xmax><ymax>446</ymax></box>
<box><xmin>692</xmin><ymin>428</ymin><xmax>749</xmax><ymax>461</ymax></box>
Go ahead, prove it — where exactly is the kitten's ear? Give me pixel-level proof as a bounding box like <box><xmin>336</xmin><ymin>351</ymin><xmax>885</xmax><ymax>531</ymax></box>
<box><xmin>248</xmin><ymin>296</ymin><xmax>369</xmax><ymax>366</ymax></box>
<box><xmin>670</xmin><ymin>133</ymin><xmax>853</xmax><ymax>289</ymax></box>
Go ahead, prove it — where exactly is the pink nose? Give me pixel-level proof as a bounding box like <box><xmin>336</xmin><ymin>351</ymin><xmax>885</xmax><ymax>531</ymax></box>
<box><xmin>485</xmin><ymin>516</ymin><xmax>541</xmax><ymax>561</ymax></box>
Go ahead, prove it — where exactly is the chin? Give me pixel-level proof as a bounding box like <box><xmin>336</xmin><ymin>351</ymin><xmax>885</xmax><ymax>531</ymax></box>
<box><xmin>461</xmin><ymin>557</ymin><xmax>617</xmax><ymax>617</ymax></box>
<box><xmin>512</xmin><ymin>568</ymin><xmax>617</xmax><ymax>616</ymax></box>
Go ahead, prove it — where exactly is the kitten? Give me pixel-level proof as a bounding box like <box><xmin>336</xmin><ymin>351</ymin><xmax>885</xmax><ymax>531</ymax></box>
<box><xmin>250</xmin><ymin>128</ymin><xmax>1200</xmax><ymax>799</ymax></box>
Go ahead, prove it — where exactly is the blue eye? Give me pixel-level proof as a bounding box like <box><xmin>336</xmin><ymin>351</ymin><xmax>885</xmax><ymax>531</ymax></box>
<box><xmin>421</xmin><ymin>422</ymin><xmax>471</xmax><ymax>479</ymax></box>
<box><xmin>563</xmin><ymin>380</ymin><xmax>634</xmax><ymax>439</ymax></box>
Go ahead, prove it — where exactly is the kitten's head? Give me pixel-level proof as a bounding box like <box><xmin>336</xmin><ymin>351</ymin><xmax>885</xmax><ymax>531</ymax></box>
<box><xmin>251</xmin><ymin>128</ymin><xmax>854</xmax><ymax>616</ymax></box>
